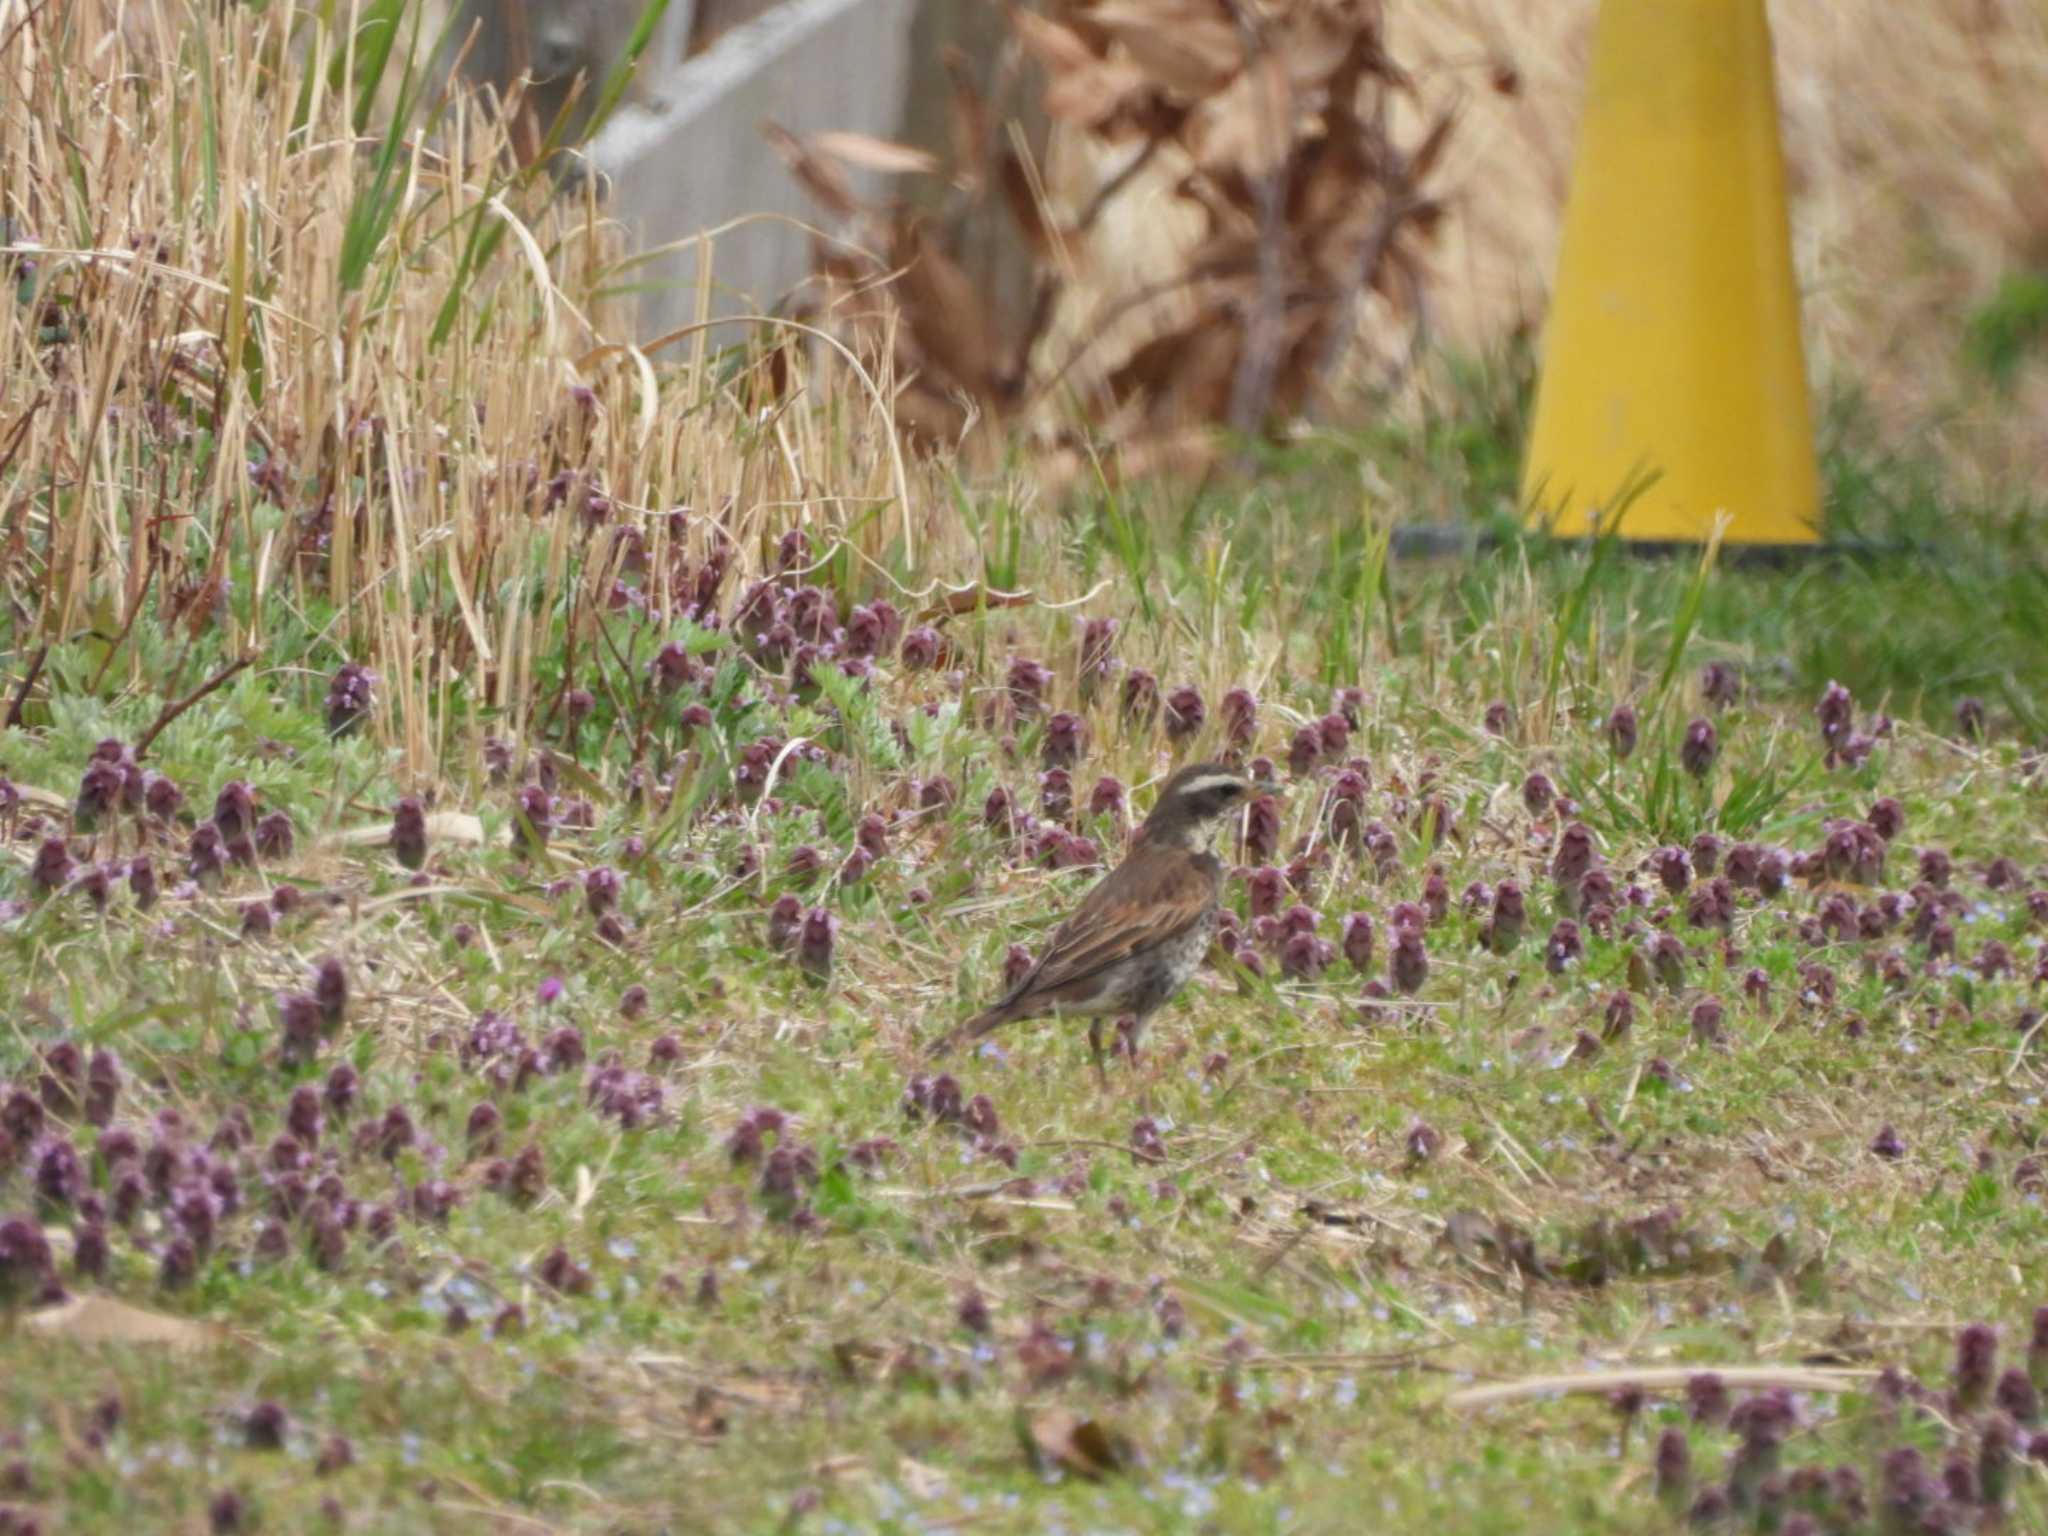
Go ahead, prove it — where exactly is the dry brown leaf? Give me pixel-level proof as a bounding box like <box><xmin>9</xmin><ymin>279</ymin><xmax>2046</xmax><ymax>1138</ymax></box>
<box><xmin>1041</xmin><ymin>56</ymin><xmax>1149</xmax><ymax>129</ymax></box>
<box><xmin>812</xmin><ymin>131</ymin><xmax>941</xmax><ymax>176</ymax></box>
<box><xmin>1022</xmin><ymin>1408</ymin><xmax>1130</xmax><ymax>1479</ymax></box>
<box><xmin>891</xmin><ymin>221</ymin><xmax>1002</xmax><ymax>401</ymax></box>
<box><xmin>1008</xmin><ymin>4</ymin><xmax>1101</xmax><ymax>74</ymax></box>
<box><xmin>1190</xmin><ymin>50</ymin><xmax>1293</xmax><ymax>178</ymax></box>
<box><xmin>760</xmin><ymin>121</ymin><xmax>860</xmax><ymax>222</ymax></box>
<box><xmin>26</xmin><ymin>1293</ymin><xmax>217</xmax><ymax>1350</ymax></box>
<box><xmin>1090</xmin><ymin>0</ymin><xmax>1243</xmax><ymax>97</ymax></box>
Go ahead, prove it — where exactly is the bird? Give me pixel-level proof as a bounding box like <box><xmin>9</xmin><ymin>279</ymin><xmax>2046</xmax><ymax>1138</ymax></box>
<box><xmin>928</xmin><ymin>760</ymin><xmax>1253</xmax><ymax>1077</ymax></box>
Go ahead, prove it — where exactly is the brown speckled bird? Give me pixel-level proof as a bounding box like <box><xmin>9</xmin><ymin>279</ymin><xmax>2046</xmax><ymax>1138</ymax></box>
<box><xmin>929</xmin><ymin>761</ymin><xmax>1251</xmax><ymax>1075</ymax></box>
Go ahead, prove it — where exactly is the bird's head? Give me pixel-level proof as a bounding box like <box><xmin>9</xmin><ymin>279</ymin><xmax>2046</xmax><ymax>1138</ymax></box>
<box><xmin>1138</xmin><ymin>762</ymin><xmax>1254</xmax><ymax>849</ymax></box>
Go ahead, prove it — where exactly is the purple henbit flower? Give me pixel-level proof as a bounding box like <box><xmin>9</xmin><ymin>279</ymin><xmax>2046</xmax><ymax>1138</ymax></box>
<box><xmin>1280</xmin><ymin>930</ymin><xmax>1335</xmax><ymax>980</ymax></box>
<box><xmin>579</xmin><ymin>864</ymin><xmax>623</xmax><ymax>919</ymax></box>
<box><xmin>1316</xmin><ymin>712</ymin><xmax>1351</xmax><ymax>760</ymax></box>
<box><xmin>1984</xmin><ymin>855</ymin><xmax>2024</xmax><ymax>891</ymax></box>
<box><xmin>1520</xmin><ymin>772</ymin><xmax>1555</xmax><ymax>816</ymax></box>
<box><xmin>1129</xmin><ymin>1117</ymin><xmax>1166</xmax><ymax>1164</ymax></box>
<box><xmin>1039</xmin><ymin>768</ymin><xmax>1073</xmax><ymax>824</ymax></box>
<box><xmin>325</xmin><ymin>662</ymin><xmax>378</xmax><ymax>737</ymax></box>
<box><xmin>1977</xmin><ymin>940</ymin><xmax>2015</xmax><ymax>980</ymax></box>
<box><xmin>1687</xmin><ymin>878</ymin><xmax>1736</xmax><ymax>933</ymax></box>
<box><xmin>1286</xmin><ymin>725</ymin><xmax>1321</xmax><ymax>778</ymax></box>
<box><xmin>1685</xmin><ymin>1371</ymin><xmax>1730</xmax><ymax>1426</ymax></box>
<box><xmin>158</xmin><ymin>1234</ymin><xmax>198</xmax><ymax>1290</ymax></box>
<box><xmin>1163</xmin><ymin>683</ymin><xmax>1206</xmax><ymax>742</ymax></box>
<box><xmin>253</xmin><ymin>810</ymin><xmax>293</xmax><ymax>861</ymax></box>
<box><xmin>1689</xmin><ymin>997</ymin><xmax>1725</xmax><ymax>1046</ymax></box>
<box><xmin>1956</xmin><ymin>1322</ymin><xmax>1999</xmax><ymax>1409</ymax></box>
<box><xmin>1084</xmin><ymin>775</ymin><xmax>1127</xmax><ymax>827</ymax></box>
<box><xmin>797</xmin><ymin>907</ymin><xmax>837</xmax><ymax>983</ymax></box>
<box><xmin>915</xmin><ymin>774</ymin><xmax>956</xmax><ymax>814</ymax></box>
<box><xmin>1342</xmin><ymin>913</ymin><xmax>1376</xmax><ymax>972</ymax></box>
<box><xmin>1956</xmin><ymin>694</ymin><xmax>1988</xmax><ymax>740</ymax></box>
<box><xmin>1404</xmin><ymin>1120</ymin><xmax>1442</xmax><ymax>1165</ymax></box>
<box><xmin>1680</xmin><ymin>716</ymin><xmax>1718</xmax><ymax>778</ymax></box>
<box><xmin>957</xmin><ymin>1287</ymin><xmax>992</xmax><ymax>1334</ymax></box>
<box><xmin>1005</xmin><ymin>656</ymin><xmax>1054</xmax><ymax>718</ymax></box>
<box><xmin>981</xmin><ymin>785</ymin><xmax>1017</xmax><ymax>839</ymax></box>
<box><xmin>542</xmin><ymin>1025</ymin><xmax>584</xmax><ymax>1071</ymax></box>
<box><xmin>850</xmin><ymin>812</ymin><xmax>891</xmax><ymax>862</ymax></box>
<box><xmin>1550</xmin><ymin>822</ymin><xmax>1597</xmax><ymax>887</ymax></box>
<box><xmin>1485</xmin><ymin>881</ymin><xmax>1526</xmax><ymax>953</ymax></box>
<box><xmin>1870</xmin><ymin>1123</ymin><xmax>1905</xmax><ymax>1161</ymax></box>
<box><xmin>244</xmin><ymin>1400</ymin><xmax>288</xmax><ymax>1451</ymax></box>
<box><xmin>239</xmin><ymin>900</ymin><xmax>273</xmax><ymax>938</ymax></box>
<box><xmin>1651</xmin><ymin>845</ymin><xmax>1692</xmax><ymax>895</ymax></box>
<box><xmin>1414</xmin><ymin>866</ymin><xmax>1446</xmax><ymax>925</ymax></box>
<box><xmin>1605</xmin><ymin>703</ymin><xmax>1639</xmax><ymax>759</ymax></box>
<box><xmin>212</xmin><ymin>781</ymin><xmax>256</xmax><ymax>844</ymax></box>
<box><xmin>1544</xmin><ymin>920</ymin><xmax>1582</xmax><ymax>976</ymax></box>
<box><xmin>1001</xmin><ymin>943</ymin><xmax>1036</xmax><ymax>993</ymax></box>
<box><xmin>306</xmin><ymin>956</ymin><xmax>348</xmax><ymax>1030</ymax></box>
<box><xmin>899</xmin><ymin>624</ymin><xmax>941</xmax><ymax>670</ymax></box>
<box><xmin>1994</xmin><ymin>1366</ymin><xmax>2039</xmax><ymax>1423</ymax></box>
<box><xmin>1077</xmin><ymin>615</ymin><xmax>1120</xmax><ymax>698</ymax></box>
<box><xmin>0</xmin><ymin>1215</ymin><xmax>61</xmax><ymax>1307</ymax></box>
<box><xmin>1700</xmin><ymin>662</ymin><xmax>1740</xmax><ymax>708</ymax></box>
<box><xmin>1246</xmin><ymin>865</ymin><xmax>1286</xmax><ymax>919</ymax></box>
<box><xmin>30</xmin><ymin>837</ymin><xmax>75</xmax><ymax>895</ymax></box>
<box><xmin>1867</xmin><ymin>796</ymin><xmax>1905</xmax><ymax>842</ymax></box>
<box><xmin>538</xmin><ymin>1245</ymin><xmax>593</xmax><ymax>1296</ymax></box>
<box><xmin>278</xmin><ymin>993</ymin><xmax>323</xmax><ymax>1066</ymax></box>
<box><xmin>84</xmin><ymin>1049</ymin><xmax>120</xmax><ymax>1127</ymax></box>
<box><xmin>1389</xmin><ymin>926</ymin><xmax>1429</xmax><ymax>995</ymax></box>
<box><xmin>323</xmin><ymin>1063</ymin><xmax>359</xmax><ymax>1117</ymax></box>
<box><xmin>766</xmin><ymin>894</ymin><xmax>805</xmax><ymax>952</ymax></box>
<box><xmin>514</xmin><ymin>784</ymin><xmax>552</xmax><ymax>855</ymax></box>
<box><xmin>1120</xmin><ymin>667</ymin><xmax>1159</xmax><ymax>728</ymax></box>
<box><xmin>389</xmin><ymin>796</ymin><xmax>429</xmax><ymax>871</ymax></box>
<box><xmin>1646</xmin><ymin>932</ymin><xmax>1686</xmax><ymax>991</ymax></box>
<box><xmin>1482</xmin><ymin>700</ymin><xmax>1513</xmax><ymax>737</ymax></box>
<box><xmin>1688</xmin><ymin>832</ymin><xmax>1722</xmax><ymax>877</ymax></box>
<box><xmin>33</xmin><ymin>1138</ymin><xmax>82</xmax><ymax>1209</ymax></box>
<box><xmin>121</xmin><ymin>852</ymin><xmax>159</xmax><ymax>912</ymax></box>
<box><xmin>1815</xmin><ymin>680</ymin><xmax>1854</xmax><ymax>747</ymax></box>
<box><xmin>1653</xmin><ymin>1427</ymin><xmax>1692</xmax><ymax>1508</ymax></box>
<box><xmin>75</xmin><ymin>757</ymin><xmax>125</xmax><ymax>831</ymax></box>
<box><xmin>1211</xmin><ymin>686</ymin><xmax>1257</xmax><ymax>751</ymax></box>
<box><xmin>186</xmin><ymin>819</ymin><xmax>228</xmax><ymax>888</ymax></box>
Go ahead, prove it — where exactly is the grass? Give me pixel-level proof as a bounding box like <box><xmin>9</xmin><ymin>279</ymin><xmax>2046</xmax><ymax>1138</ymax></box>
<box><xmin>5</xmin><ymin>5</ymin><xmax>2048</xmax><ymax>1535</ymax></box>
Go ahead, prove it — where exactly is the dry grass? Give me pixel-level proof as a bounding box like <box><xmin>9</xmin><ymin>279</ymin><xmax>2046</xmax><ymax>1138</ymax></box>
<box><xmin>0</xmin><ymin>0</ymin><xmax>938</xmax><ymax>776</ymax></box>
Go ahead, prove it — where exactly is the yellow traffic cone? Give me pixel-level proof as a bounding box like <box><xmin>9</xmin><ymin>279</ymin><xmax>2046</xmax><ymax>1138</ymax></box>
<box><xmin>1522</xmin><ymin>0</ymin><xmax>1820</xmax><ymax>545</ymax></box>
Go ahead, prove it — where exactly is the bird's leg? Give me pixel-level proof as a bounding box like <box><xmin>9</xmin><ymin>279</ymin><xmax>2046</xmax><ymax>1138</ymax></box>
<box><xmin>1088</xmin><ymin>1018</ymin><xmax>1108</xmax><ymax>1089</ymax></box>
<box><xmin>1115</xmin><ymin>1014</ymin><xmax>1142</xmax><ymax>1073</ymax></box>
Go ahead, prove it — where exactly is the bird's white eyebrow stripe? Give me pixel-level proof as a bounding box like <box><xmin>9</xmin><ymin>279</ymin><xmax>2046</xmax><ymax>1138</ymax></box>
<box><xmin>1176</xmin><ymin>773</ymin><xmax>1248</xmax><ymax>797</ymax></box>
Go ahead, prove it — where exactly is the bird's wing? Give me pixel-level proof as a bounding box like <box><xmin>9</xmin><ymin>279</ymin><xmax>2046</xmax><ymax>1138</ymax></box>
<box><xmin>1004</xmin><ymin>847</ymin><xmax>1219</xmax><ymax>1003</ymax></box>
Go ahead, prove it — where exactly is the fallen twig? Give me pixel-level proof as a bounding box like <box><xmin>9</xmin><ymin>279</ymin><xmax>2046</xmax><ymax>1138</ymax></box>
<box><xmin>135</xmin><ymin>653</ymin><xmax>254</xmax><ymax>758</ymax></box>
<box><xmin>1446</xmin><ymin>1364</ymin><xmax>1880</xmax><ymax>1412</ymax></box>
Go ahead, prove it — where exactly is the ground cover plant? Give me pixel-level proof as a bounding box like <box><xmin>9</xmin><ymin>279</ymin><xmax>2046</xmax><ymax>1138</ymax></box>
<box><xmin>5</xmin><ymin>4</ymin><xmax>2048</xmax><ymax>1534</ymax></box>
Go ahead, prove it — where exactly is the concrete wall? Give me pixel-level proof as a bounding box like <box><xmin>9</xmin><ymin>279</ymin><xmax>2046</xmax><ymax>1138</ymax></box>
<box><xmin>583</xmin><ymin>0</ymin><xmax>920</xmax><ymax>337</ymax></box>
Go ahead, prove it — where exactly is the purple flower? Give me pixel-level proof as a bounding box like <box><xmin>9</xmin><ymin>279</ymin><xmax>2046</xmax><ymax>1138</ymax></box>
<box><xmin>1221</xmin><ymin>688</ymin><xmax>1258</xmax><ymax>749</ymax></box>
<box><xmin>30</xmin><ymin>837</ymin><xmax>75</xmax><ymax>895</ymax></box>
<box><xmin>1605</xmin><ymin>704</ymin><xmax>1638</xmax><ymax>759</ymax></box>
<box><xmin>1164</xmin><ymin>684</ymin><xmax>1206</xmax><ymax>742</ymax></box>
<box><xmin>1679</xmin><ymin>717</ymin><xmax>1718</xmax><ymax>778</ymax></box>
<box><xmin>1870</xmin><ymin>1123</ymin><xmax>1905</xmax><ymax>1162</ymax></box>
<box><xmin>1816</xmin><ymin>681</ymin><xmax>1854</xmax><ymax>746</ymax></box>
<box><xmin>1120</xmin><ymin>668</ymin><xmax>1159</xmax><ymax>728</ymax></box>
<box><xmin>797</xmin><ymin>907</ymin><xmax>837</xmax><ymax>983</ymax></box>
<box><xmin>391</xmin><ymin>796</ymin><xmax>429</xmax><ymax>870</ymax></box>
<box><xmin>1956</xmin><ymin>694</ymin><xmax>1988</xmax><ymax>739</ymax></box>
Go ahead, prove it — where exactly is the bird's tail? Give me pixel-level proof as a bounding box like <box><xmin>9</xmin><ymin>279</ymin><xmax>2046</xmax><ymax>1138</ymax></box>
<box><xmin>925</xmin><ymin>1003</ymin><xmax>1015</xmax><ymax>1060</ymax></box>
